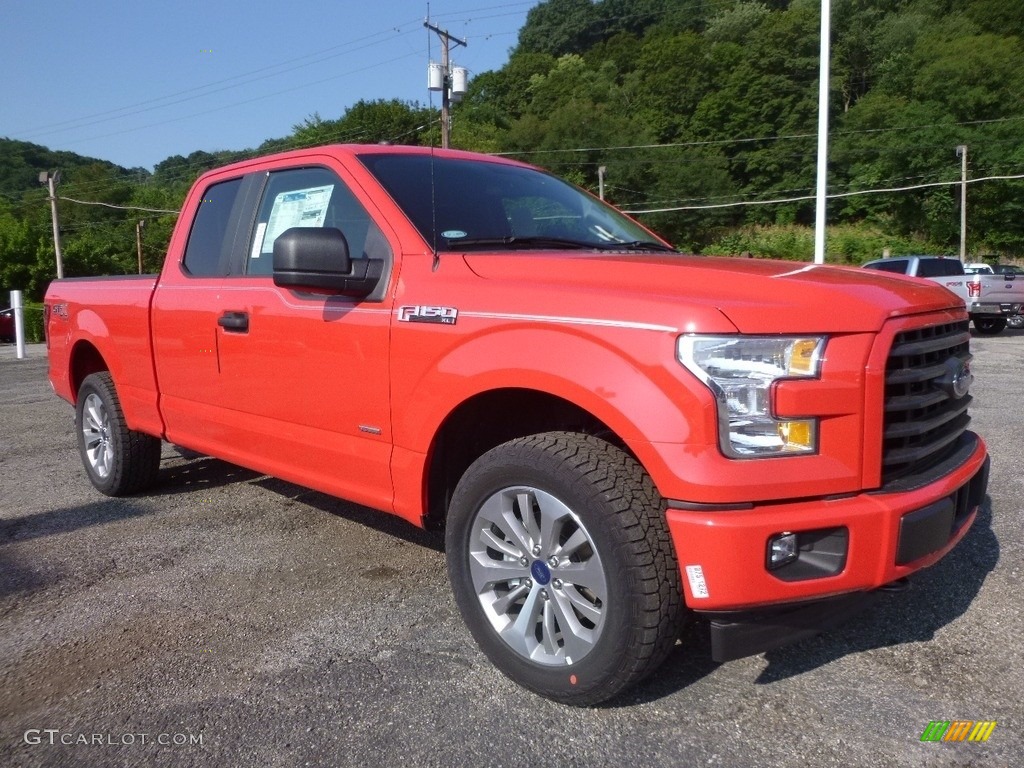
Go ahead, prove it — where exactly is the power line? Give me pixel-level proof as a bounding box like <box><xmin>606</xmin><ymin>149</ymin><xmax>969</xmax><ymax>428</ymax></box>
<box><xmin>622</xmin><ymin>173</ymin><xmax>1024</xmax><ymax>214</ymax></box>
<box><xmin>58</xmin><ymin>197</ymin><xmax>179</xmax><ymax>214</ymax></box>
<box><xmin>9</xmin><ymin>2</ymin><xmax>535</xmax><ymax>144</ymax></box>
<box><xmin>7</xmin><ymin>103</ymin><xmax>1024</xmax><ymax>207</ymax></box>
<box><xmin>497</xmin><ymin>114</ymin><xmax>1024</xmax><ymax>160</ymax></box>
<box><xmin>8</xmin><ymin>23</ymin><xmax>426</xmax><ymax>139</ymax></box>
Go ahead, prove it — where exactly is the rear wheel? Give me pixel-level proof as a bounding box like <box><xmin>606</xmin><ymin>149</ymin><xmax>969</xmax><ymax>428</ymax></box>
<box><xmin>446</xmin><ymin>432</ymin><xmax>685</xmax><ymax>705</ymax></box>
<box><xmin>1006</xmin><ymin>314</ymin><xmax>1024</xmax><ymax>330</ymax></box>
<box><xmin>76</xmin><ymin>372</ymin><xmax>161</xmax><ymax>496</ymax></box>
<box><xmin>972</xmin><ymin>317</ymin><xmax>1007</xmax><ymax>335</ymax></box>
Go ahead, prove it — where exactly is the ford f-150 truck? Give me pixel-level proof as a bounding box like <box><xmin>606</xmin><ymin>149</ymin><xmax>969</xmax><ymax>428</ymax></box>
<box><xmin>45</xmin><ymin>145</ymin><xmax>990</xmax><ymax>705</ymax></box>
<box><xmin>863</xmin><ymin>254</ymin><xmax>1023</xmax><ymax>335</ymax></box>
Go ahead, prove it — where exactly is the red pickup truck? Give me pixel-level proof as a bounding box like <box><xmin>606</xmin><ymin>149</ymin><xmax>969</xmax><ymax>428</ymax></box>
<box><xmin>45</xmin><ymin>144</ymin><xmax>989</xmax><ymax>705</ymax></box>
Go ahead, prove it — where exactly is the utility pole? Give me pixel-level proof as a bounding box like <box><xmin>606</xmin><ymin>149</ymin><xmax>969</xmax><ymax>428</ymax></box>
<box><xmin>39</xmin><ymin>170</ymin><xmax>64</xmax><ymax>278</ymax></box>
<box><xmin>136</xmin><ymin>219</ymin><xmax>146</xmax><ymax>274</ymax></box>
<box><xmin>425</xmin><ymin>20</ymin><xmax>467</xmax><ymax>149</ymax></box>
<box><xmin>598</xmin><ymin>166</ymin><xmax>607</xmax><ymax>201</ymax></box>
<box><xmin>956</xmin><ymin>145</ymin><xmax>968</xmax><ymax>262</ymax></box>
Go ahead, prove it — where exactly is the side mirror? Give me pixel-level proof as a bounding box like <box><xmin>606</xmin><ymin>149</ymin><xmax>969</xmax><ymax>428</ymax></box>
<box><xmin>272</xmin><ymin>227</ymin><xmax>383</xmax><ymax>297</ymax></box>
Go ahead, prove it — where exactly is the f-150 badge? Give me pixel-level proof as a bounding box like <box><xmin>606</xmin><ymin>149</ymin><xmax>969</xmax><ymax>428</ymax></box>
<box><xmin>398</xmin><ymin>305</ymin><xmax>458</xmax><ymax>325</ymax></box>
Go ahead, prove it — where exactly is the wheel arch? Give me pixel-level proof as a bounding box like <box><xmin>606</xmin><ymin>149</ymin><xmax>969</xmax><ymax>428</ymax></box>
<box><xmin>68</xmin><ymin>340</ymin><xmax>110</xmax><ymax>404</ymax></box>
<box><xmin>422</xmin><ymin>387</ymin><xmax>633</xmax><ymax>530</ymax></box>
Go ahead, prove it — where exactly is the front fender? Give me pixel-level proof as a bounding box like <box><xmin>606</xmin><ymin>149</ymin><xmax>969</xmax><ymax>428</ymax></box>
<box><xmin>388</xmin><ymin>323</ymin><xmax>718</xmax><ymax>524</ymax></box>
<box><xmin>394</xmin><ymin>324</ymin><xmax>708</xmax><ymax>449</ymax></box>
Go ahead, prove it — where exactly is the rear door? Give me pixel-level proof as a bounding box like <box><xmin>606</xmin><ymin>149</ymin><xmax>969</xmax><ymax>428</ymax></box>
<box><xmin>152</xmin><ymin>172</ymin><xmax>259</xmax><ymax>452</ymax></box>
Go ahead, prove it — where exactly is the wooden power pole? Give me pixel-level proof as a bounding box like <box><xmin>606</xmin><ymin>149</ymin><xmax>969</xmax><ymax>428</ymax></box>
<box><xmin>136</xmin><ymin>219</ymin><xmax>146</xmax><ymax>274</ymax></box>
<box><xmin>39</xmin><ymin>170</ymin><xmax>64</xmax><ymax>279</ymax></box>
<box><xmin>425</xmin><ymin>21</ymin><xmax>466</xmax><ymax>149</ymax></box>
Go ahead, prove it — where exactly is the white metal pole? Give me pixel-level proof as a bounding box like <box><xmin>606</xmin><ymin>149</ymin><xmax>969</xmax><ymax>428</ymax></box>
<box><xmin>12</xmin><ymin>290</ymin><xmax>26</xmax><ymax>360</ymax></box>
<box><xmin>957</xmin><ymin>145</ymin><xmax>968</xmax><ymax>261</ymax></box>
<box><xmin>813</xmin><ymin>0</ymin><xmax>832</xmax><ymax>265</ymax></box>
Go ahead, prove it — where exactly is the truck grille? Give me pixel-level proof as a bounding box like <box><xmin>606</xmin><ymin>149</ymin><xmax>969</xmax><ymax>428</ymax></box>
<box><xmin>882</xmin><ymin>320</ymin><xmax>972</xmax><ymax>484</ymax></box>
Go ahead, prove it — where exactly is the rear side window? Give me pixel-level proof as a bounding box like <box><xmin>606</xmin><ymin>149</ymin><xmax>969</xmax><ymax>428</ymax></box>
<box><xmin>182</xmin><ymin>178</ymin><xmax>244</xmax><ymax>276</ymax></box>
<box><xmin>865</xmin><ymin>259</ymin><xmax>908</xmax><ymax>274</ymax></box>
<box><xmin>917</xmin><ymin>259</ymin><xmax>963</xmax><ymax>278</ymax></box>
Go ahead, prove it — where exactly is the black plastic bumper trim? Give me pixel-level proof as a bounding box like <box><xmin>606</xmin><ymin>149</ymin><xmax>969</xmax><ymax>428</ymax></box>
<box><xmin>703</xmin><ymin>590</ymin><xmax>880</xmax><ymax>662</ymax></box>
<box><xmin>666</xmin><ymin>499</ymin><xmax>754</xmax><ymax>512</ymax></box>
<box><xmin>894</xmin><ymin>454</ymin><xmax>989</xmax><ymax>565</ymax></box>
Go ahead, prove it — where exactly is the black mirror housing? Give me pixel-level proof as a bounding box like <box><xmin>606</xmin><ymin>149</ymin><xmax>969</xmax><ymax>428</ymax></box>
<box><xmin>272</xmin><ymin>227</ymin><xmax>382</xmax><ymax>297</ymax></box>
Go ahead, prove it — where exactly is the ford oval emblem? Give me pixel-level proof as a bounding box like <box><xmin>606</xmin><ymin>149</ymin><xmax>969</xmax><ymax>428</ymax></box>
<box><xmin>952</xmin><ymin>359</ymin><xmax>972</xmax><ymax>399</ymax></box>
<box><xmin>938</xmin><ymin>357</ymin><xmax>972</xmax><ymax>400</ymax></box>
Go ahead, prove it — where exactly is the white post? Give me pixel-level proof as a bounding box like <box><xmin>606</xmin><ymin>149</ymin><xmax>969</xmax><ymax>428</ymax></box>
<box><xmin>813</xmin><ymin>0</ymin><xmax>832</xmax><ymax>265</ymax></box>
<box><xmin>11</xmin><ymin>290</ymin><xmax>26</xmax><ymax>360</ymax></box>
<box><xmin>957</xmin><ymin>145</ymin><xmax>968</xmax><ymax>262</ymax></box>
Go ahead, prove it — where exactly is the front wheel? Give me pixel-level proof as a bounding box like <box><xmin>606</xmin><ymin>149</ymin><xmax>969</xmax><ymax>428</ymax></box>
<box><xmin>1006</xmin><ymin>314</ymin><xmax>1024</xmax><ymax>330</ymax></box>
<box><xmin>972</xmin><ymin>316</ymin><xmax>1007</xmax><ymax>335</ymax></box>
<box><xmin>446</xmin><ymin>432</ymin><xmax>685</xmax><ymax>705</ymax></box>
<box><xmin>75</xmin><ymin>372</ymin><xmax>161</xmax><ymax>496</ymax></box>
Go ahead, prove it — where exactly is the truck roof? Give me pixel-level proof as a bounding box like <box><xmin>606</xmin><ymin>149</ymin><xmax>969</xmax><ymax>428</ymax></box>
<box><xmin>196</xmin><ymin>143</ymin><xmax>532</xmax><ymax>180</ymax></box>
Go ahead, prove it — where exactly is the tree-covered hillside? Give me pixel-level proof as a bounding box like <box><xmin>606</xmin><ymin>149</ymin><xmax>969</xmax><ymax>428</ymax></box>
<box><xmin>459</xmin><ymin>0</ymin><xmax>1024</xmax><ymax>252</ymax></box>
<box><xmin>4</xmin><ymin>0</ymin><xmax>1024</xmax><ymax>300</ymax></box>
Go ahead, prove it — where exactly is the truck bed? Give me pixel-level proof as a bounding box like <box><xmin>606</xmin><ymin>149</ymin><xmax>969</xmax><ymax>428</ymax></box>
<box><xmin>45</xmin><ymin>275</ymin><xmax>162</xmax><ymax>438</ymax></box>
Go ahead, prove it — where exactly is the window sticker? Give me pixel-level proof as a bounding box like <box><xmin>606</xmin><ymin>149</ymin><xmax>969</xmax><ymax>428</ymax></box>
<box><xmin>250</xmin><ymin>222</ymin><xmax>267</xmax><ymax>260</ymax></box>
<box><xmin>260</xmin><ymin>184</ymin><xmax>334</xmax><ymax>254</ymax></box>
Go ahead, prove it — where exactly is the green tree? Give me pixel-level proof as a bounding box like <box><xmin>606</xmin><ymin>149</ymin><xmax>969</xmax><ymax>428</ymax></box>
<box><xmin>515</xmin><ymin>0</ymin><xmax>600</xmax><ymax>57</ymax></box>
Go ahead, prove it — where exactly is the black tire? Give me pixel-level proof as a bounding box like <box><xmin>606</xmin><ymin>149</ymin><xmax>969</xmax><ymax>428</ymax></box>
<box><xmin>446</xmin><ymin>432</ymin><xmax>686</xmax><ymax>705</ymax></box>
<box><xmin>75</xmin><ymin>372</ymin><xmax>161</xmax><ymax>496</ymax></box>
<box><xmin>1007</xmin><ymin>314</ymin><xmax>1024</xmax><ymax>330</ymax></box>
<box><xmin>972</xmin><ymin>317</ymin><xmax>1007</xmax><ymax>335</ymax></box>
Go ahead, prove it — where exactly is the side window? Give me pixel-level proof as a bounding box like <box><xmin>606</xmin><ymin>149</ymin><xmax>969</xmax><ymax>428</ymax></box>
<box><xmin>246</xmin><ymin>167</ymin><xmax>387</xmax><ymax>276</ymax></box>
<box><xmin>918</xmin><ymin>259</ymin><xmax>961</xmax><ymax>278</ymax></box>
<box><xmin>182</xmin><ymin>178</ymin><xmax>244</xmax><ymax>276</ymax></box>
<box><xmin>866</xmin><ymin>259</ymin><xmax>908</xmax><ymax>274</ymax></box>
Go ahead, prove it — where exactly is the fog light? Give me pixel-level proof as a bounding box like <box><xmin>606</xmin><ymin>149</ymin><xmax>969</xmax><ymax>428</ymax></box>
<box><xmin>767</xmin><ymin>532</ymin><xmax>799</xmax><ymax>569</ymax></box>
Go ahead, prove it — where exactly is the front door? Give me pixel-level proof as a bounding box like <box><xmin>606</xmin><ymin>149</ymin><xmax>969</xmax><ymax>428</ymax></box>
<box><xmin>213</xmin><ymin>164</ymin><xmax>395</xmax><ymax>512</ymax></box>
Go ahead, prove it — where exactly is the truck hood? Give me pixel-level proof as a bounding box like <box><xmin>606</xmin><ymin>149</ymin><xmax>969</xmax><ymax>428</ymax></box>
<box><xmin>461</xmin><ymin>252</ymin><xmax>962</xmax><ymax>334</ymax></box>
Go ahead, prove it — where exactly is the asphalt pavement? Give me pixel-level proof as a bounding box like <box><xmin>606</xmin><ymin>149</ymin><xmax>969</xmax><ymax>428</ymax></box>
<box><xmin>1</xmin><ymin>338</ymin><xmax>1021</xmax><ymax>767</ymax></box>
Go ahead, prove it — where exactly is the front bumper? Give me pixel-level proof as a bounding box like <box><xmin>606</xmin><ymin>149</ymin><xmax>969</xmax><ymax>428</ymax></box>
<box><xmin>664</xmin><ymin>432</ymin><xmax>989</xmax><ymax>613</ymax></box>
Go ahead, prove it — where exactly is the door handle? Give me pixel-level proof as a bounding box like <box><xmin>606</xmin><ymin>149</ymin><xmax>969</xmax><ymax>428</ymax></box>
<box><xmin>218</xmin><ymin>311</ymin><xmax>249</xmax><ymax>332</ymax></box>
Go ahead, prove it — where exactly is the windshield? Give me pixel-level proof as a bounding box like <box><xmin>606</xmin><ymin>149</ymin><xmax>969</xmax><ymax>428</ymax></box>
<box><xmin>358</xmin><ymin>153</ymin><xmax>673</xmax><ymax>252</ymax></box>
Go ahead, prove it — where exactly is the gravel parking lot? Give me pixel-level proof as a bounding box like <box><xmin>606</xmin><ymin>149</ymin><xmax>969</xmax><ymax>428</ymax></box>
<box><xmin>1</xmin><ymin>337</ymin><xmax>1021</xmax><ymax>768</ymax></box>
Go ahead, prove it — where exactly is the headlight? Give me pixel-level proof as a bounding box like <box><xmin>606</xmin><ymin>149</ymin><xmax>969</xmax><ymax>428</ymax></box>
<box><xmin>677</xmin><ymin>335</ymin><xmax>825</xmax><ymax>458</ymax></box>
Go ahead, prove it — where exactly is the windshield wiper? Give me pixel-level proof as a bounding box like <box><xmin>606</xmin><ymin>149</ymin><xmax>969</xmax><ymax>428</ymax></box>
<box><xmin>592</xmin><ymin>240</ymin><xmax>678</xmax><ymax>253</ymax></box>
<box><xmin>445</xmin><ymin>236</ymin><xmax>597</xmax><ymax>251</ymax></box>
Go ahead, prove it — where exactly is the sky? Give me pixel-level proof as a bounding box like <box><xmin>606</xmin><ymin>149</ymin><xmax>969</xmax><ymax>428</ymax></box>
<box><xmin>1</xmin><ymin>0</ymin><xmax>537</xmax><ymax>171</ymax></box>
